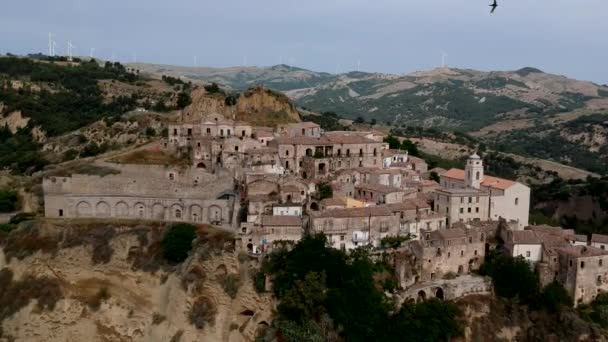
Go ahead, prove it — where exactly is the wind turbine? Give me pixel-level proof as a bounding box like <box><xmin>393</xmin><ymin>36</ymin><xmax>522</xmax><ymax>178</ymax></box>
<box><xmin>357</xmin><ymin>60</ymin><xmax>361</xmax><ymax>72</ymax></box>
<box><xmin>48</xmin><ymin>32</ymin><xmax>54</xmax><ymax>56</ymax></box>
<box><xmin>67</xmin><ymin>41</ymin><xmax>76</xmax><ymax>61</ymax></box>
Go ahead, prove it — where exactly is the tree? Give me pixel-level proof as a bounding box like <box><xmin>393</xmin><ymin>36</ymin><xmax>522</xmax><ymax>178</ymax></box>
<box><xmin>354</xmin><ymin>117</ymin><xmax>365</xmax><ymax>124</ymax></box>
<box><xmin>224</xmin><ymin>94</ymin><xmax>238</xmax><ymax>106</ymax></box>
<box><xmin>145</xmin><ymin>127</ymin><xmax>156</xmax><ymax>137</ymax></box>
<box><xmin>176</xmin><ymin>92</ymin><xmax>192</xmax><ymax>109</ymax></box>
<box><xmin>162</xmin><ymin>223</ymin><xmax>197</xmax><ymax>264</ymax></box>
<box><xmin>479</xmin><ymin>250</ymin><xmax>539</xmax><ymax>304</ymax></box>
<box><xmin>0</xmin><ymin>188</ymin><xmax>18</xmax><ymax>212</ymax></box>
<box><xmin>370</xmin><ymin>118</ymin><xmax>377</xmax><ymax>126</ymax></box>
<box><xmin>278</xmin><ymin>272</ymin><xmax>327</xmax><ymax>322</ymax></box>
<box><xmin>429</xmin><ymin>171</ymin><xmax>440</xmax><ymax>183</ymax></box>
<box><xmin>541</xmin><ymin>281</ymin><xmax>572</xmax><ymax>312</ymax></box>
<box><xmin>317</xmin><ymin>183</ymin><xmax>333</xmax><ymax>200</ymax></box>
<box><xmin>204</xmin><ymin>83</ymin><xmax>221</xmax><ymax>94</ymax></box>
<box><xmin>383</xmin><ymin>135</ymin><xmax>401</xmax><ymax>150</ymax></box>
<box><xmin>400</xmin><ymin>139</ymin><xmax>421</xmax><ymax>157</ymax></box>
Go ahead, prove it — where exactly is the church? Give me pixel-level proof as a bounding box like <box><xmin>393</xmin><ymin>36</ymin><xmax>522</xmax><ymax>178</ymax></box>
<box><xmin>436</xmin><ymin>153</ymin><xmax>530</xmax><ymax>229</ymax></box>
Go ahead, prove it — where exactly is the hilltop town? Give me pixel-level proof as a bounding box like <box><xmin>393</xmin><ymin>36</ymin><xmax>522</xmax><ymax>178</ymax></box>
<box><xmin>1</xmin><ymin>55</ymin><xmax>607</xmax><ymax>341</ymax></box>
<box><xmin>42</xmin><ymin>108</ymin><xmax>608</xmax><ymax>309</ymax></box>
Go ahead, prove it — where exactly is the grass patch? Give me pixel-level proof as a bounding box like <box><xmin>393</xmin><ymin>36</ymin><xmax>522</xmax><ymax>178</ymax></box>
<box><xmin>221</xmin><ymin>274</ymin><xmax>241</xmax><ymax>299</ymax></box>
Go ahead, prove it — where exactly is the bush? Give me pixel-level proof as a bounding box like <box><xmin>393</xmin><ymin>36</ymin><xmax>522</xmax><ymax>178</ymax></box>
<box><xmin>204</xmin><ymin>83</ymin><xmax>221</xmax><ymax>94</ymax></box>
<box><xmin>162</xmin><ymin>223</ymin><xmax>197</xmax><ymax>264</ymax></box>
<box><xmin>189</xmin><ymin>296</ymin><xmax>217</xmax><ymax>329</ymax></box>
<box><xmin>176</xmin><ymin>92</ymin><xmax>192</xmax><ymax>109</ymax></box>
<box><xmin>317</xmin><ymin>183</ymin><xmax>333</xmax><ymax>200</ymax></box>
<box><xmin>8</xmin><ymin>212</ymin><xmax>35</xmax><ymax>225</ymax></box>
<box><xmin>479</xmin><ymin>249</ymin><xmax>539</xmax><ymax>304</ymax></box>
<box><xmin>222</xmin><ymin>274</ymin><xmax>241</xmax><ymax>299</ymax></box>
<box><xmin>87</xmin><ymin>287</ymin><xmax>110</xmax><ymax>311</ymax></box>
<box><xmin>253</xmin><ymin>271</ymin><xmax>266</xmax><ymax>293</ymax></box>
<box><xmin>63</xmin><ymin>148</ymin><xmax>79</xmax><ymax>161</ymax></box>
<box><xmin>145</xmin><ymin>127</ymin><xmax>156</xmax><ymax>137</ymax></box>
<box><xmin>541</xmin><ymin>282</ymin><xmax>572</xmax><ymax>312</ymax></box>
<box><xmin>0</xmin><ymin>188</ymin><xmax>18</xmax><ymax>212</ymax></box>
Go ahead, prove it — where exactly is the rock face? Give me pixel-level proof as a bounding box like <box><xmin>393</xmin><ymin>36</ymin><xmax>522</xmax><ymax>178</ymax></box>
<box><xmin>182</xmin><ymin>86</ymin><xmax>300</xmax><ymax>127</ymax></box>
<box><xmin>0</xmin><ymin>221</ymin><xmax>273</xmax><ymax>342</ymax></box>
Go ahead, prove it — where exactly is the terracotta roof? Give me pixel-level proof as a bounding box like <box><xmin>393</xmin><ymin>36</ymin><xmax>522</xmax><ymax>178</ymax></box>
<box><xmin>386</xmin><ymin>198</ymin><xmax>431</xmax><ymax>212</ymax></box>
<box><xmin>574</xmin><ymin>234</ymin><xmax>588</xmax><ymax>242</ymax></box>
<box><xmin>288</xmin><ymin>122</ymin><xmax>320</xmax><ymax>129</ymax></box>
<box><xmin>555</xmin><ymin>245</ymin><xmax>608</xmax><ymax>258</ymax></box>
<box><xmin>592</xmin><ymin>234</ymin><xmax>608</xmax><ymax>244</ymax></box>
<box><xmin>442</xmin><ymin>169</ymin><xmax>517</xmax><ymax>190</ymax></box>
<box><xmin>261</xmin><ymin>215</ymin><xmax>303</xmax><ymax>227</ymax></box>
<box><xmin>256</xmin><ymin>131</ymin><xmax>274</xmax><ymax>138</ymax></box>
<box><xmin>356</xmin><ymin>183</ymin><xmax>403</xmax><ymax>194</ymax></box>
<box><xmin>433</xmin><ymin>228</ymin><xmax>469</xmax><ymax>240</ymax></box>
<box><xmin>528</xmin><ymin>225</ymin><xmax>574</xmax><ymax>238</ymax></box>
<box><xmin>507</xmin><ymin>230</ymin><xmax>544</xmax><ymax>245</ymax></box>
<box><xmin>313</xmin><ymin>206</ymin><xmax>393</xmax><ymax>218</ymax></box>
<box><xmin>321</xmin><ymin>197</ymin><xmax>347</xmax><ymax>206</ymax></box>
<box><xmin>435</xmin><ymin>187</ymin><xmax>489</xmax><ymax>196</ymax></box>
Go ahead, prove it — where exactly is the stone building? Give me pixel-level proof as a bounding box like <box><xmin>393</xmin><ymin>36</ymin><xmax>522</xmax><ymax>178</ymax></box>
<box><xmin>554</xmin><ymin>245</ymin><xmax>608</xmax><ymax>307</ymax></box>
<box><xmin>433</xmin><ymin>187</ymin><xmax>490</xmax><ymax>227</ymax></box>
<box><xmin>386</xmin><ymin>198</ymin><xmax>446</xmax><ymax>238</ymax></box>
<box><xmin>310</xmin><ymin>206</ymin><xmax>400</xmax><ymax>251</ymax></box>
<box><xmin>354</xmin><ymin>183</ymin><xmax>416</xmax><ymax>205</ymax></box>
<box><xmin>242</xmin><ymin>215</ymin><xmax>304</xmax><ymax>254</ymax></box>
<box><xmin>410</xmin><ymin>228</ymin><xmax>486</xmax><ymax>281</ymax></box>
<box><xmin>439</xmin><ymin>153</ymin><xmax>530</xmax><ymax>229</ymax></box>
<box><xmin>279</xmin><ymin>122</ymin><xmax>321</xmax><ymax>138</ymax></box>
<box><xmin>591</xmin><ymin>234</ymin><xmax>608</xmax><ymax>250</ymax></box>
<box><xmin>43</xmin><ymin>165</ymin><xmax>236</xmax><ymax>228</ymax></box>
<box><xmin>274</xmin><ymin>132</ymin><xmax>384</xmax><ymax>175</ymax></box>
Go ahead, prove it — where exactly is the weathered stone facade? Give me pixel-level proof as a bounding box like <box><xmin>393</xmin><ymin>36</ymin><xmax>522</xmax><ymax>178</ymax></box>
<box><xmin>43</xmin><ymin>165</ymin><xmax>236</xmax><ymax>228</ymax></box>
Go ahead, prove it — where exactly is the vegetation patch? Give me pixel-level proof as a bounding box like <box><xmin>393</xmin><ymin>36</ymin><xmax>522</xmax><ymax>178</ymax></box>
<box><xmin>108</xmin><ymin>149</ymin><xmax>189</xmax><ymax>166</ymax></box>
<box><xmin>162</xmin><ymin>223</ymin><xmax>197</xmax><ymax>264</ymax></box>
<box><xmin>221</xmin><ymin>273</ymin><xmax>242</xmax><ymax>299</ymax></box>
<box><xmin>189</xmin><ymin>296</ymin><xmax>217</xmax><ymax>330</ymax></box>
<box><xmin>0</xmin><ymin>269</ymin><xmax>63</xmax><ymax>326</ymax></box>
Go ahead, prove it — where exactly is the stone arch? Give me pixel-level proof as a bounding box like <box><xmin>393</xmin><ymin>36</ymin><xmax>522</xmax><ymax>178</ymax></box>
<box><xmin>209</xmin><ymin>205</ymin><xmax>222</xmax><ymax>224</ymax></box>
<box><xmin>247</xmin><ymin>243</ymin><xmax>253</xmax><ymax>253</ymax></box>
<box><xmin>306</xmin><ymin>148</ymin><xmax>313</xmax><ymax>156</ymax></box>
<box><xmin>435</xmin><ymin>287</ymin><xmax>444</xmax><ymax>300</ymax></box>
<box><xmin>115</xmin><ymin>201</ymin><xmax>129</xmax><ymax>217</ymax></box>
<box><xmin>152</xmin><ymin>203</ymin><xmax>165</xmax><ymax>220</ymax></box>
<box><xmin>76</xmin><ymin>201</ymin><xmax>92</xmax><ymax>217</ymax></box>
<box><xmin>171</xmin><ymin>204</ymin><xmax>184</xmax><ymax>220</ymax></box>
<box><xmin>458</xmin><ymin>265</ymin><xmax>464</xmax><ymax>274</ymax></box>
<box><xmin>417</xmin><ymin>290</ymin><xmax>426</xmax><ymax>303</ymax></box>
<box><xmin>190</xmin><ymin>204</ymin><xmax>203</xmax><ymax>222</ymax></box>
<box><xmin>134</xmin><ymin>202</ymin><xmax>146</xmax><ymax>219</ymax></box>
<box><xmin>196</xmin><ymin>162</ymin><xmax>206</xmax><ymax>169</ymax></box>
<box><xmin>310</xmin><ymin>202</ymin><xmax>319</xmax><ymax>211</ymax></box>
<box><xmin>95</xmin><ymin>201</ymin><xmax>110</xmax><ymax>217</ymax></box>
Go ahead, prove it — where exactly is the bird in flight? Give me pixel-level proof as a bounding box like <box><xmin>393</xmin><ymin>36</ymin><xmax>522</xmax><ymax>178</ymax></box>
<box><xmin>489</xmin><ymin>0</ymin><xmax>498</xmax><ymax>14</ymax></box>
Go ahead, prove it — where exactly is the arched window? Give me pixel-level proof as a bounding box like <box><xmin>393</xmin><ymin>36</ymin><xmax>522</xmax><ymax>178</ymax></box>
<box><xmin>373</xmin><ymin>148</ymin><xmax>377</xmax><ymax>156</ymax></box>
<box><xmin>475</xmin><ymin>171</ymin><xmax>480</xmax><ymax>180</ymax></box>
<box><xmin>359</xmin><ymin>149</ymin><xmax>363</xmax><ymax>156</ymax></box>
<box><xmin>515</xmin><ymin>197</ymin><xmax>519</xmax><ymax>205</ymax></box>
<box><xmin>175</xmin><ymin>209</ymin><xmax>182</xmax><ymax>219</ymax></box>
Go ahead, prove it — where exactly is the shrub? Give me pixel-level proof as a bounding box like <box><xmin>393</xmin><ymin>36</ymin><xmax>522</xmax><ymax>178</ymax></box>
<box><xmin>63</xmin><ymin>148</ymin><xmax>79</xmax><ymax>161</ymax></box>
<box><xmin>204</xmin><ymin>83</ymin><xmax>221</xmax><ymax>94</ymax></box>
<box><xmin>8</xmin><ymin>212</ymin><xmax>35</xmax><ymax>225</ymax></box>
<box><xmin>145</xmin><ymin>127</ymin><xmax>156</xmax><ymax>137</ymax></box>
<box><xmin>0</xmin><ymin>188</ymin><xmax>18</xmax><ymax>212</ymax></box>
<box><xmin>253</xmin><ymin>271</ymin><xmax>266</xmax><ymax>293</ymax></box>
<box><xmin>317</xmin><ymin>183</ymin><xmax>333</xmax><ymax>200</ymax></box>
<box><xmin>162</xmin><ymin>223</ymin><xmax>197</xmax><ymax>264</ymax></box>
<box><xmin>189</xmin><ymin>297</ymin><xmax>217</xmax><ymax>329</ymax></box>
<box><xmin>87</xmin><ymin>287</ymin><xmax>110</xmax><ymax>311</ymax></box>
<box><xmin>222</xmin><ymin>274</ymin><xmax>241</xmax><ymax>299</ymax></box>
<box><xmin>152</xmin><ymin>313</ymin><xmax>166</xmax><ymax>325</ymax></box>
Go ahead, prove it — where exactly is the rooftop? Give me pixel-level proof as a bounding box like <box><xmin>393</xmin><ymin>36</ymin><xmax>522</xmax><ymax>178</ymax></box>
<box><xmin>355</xmin><ymin>183</ymin><xmax>404</xmax><ymax>194</ymax></box>
<box><xmin>555</xmin><ymin>245</ymin><xmax>608</xmax><ymax>258</ymax></box>
<box><xmin>321</xmin><ymin>197</ymin><xmax>347</xmax><ymax>207</ymax></box>
<box><xmin>312</xmin><ymin>206</ymin><xmax>393</xmax><ymax>218</ymax></box>
<box><xmin>442</xmin><ymin>169</ymin><xmax>518</xmax><ymax>190</ymax></box>
<box><xmin>275</xmin><ymin>132</ymin><xmax>381</xmax><ymax>146</ymax></box>
<box><xmin>435</xmin><ymin>187</ymin><xmax>489</xmax><ymax>196</ymax></box>
<box><xmin>592</xmin><ymin>234</ymin><xmax>608</xmax><ymax>244</ymax></box>
<box><xmin>261</xmin><ymin>215</ymin><xmax>303</xmax><ymax>227</ymax></box>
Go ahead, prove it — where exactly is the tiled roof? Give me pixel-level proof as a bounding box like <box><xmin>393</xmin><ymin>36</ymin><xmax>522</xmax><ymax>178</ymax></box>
<box><xmin>355</xmin><ymin>183</ymin><xmax>403</xmax><ymax>194</ymax></box>
<box><xmin>435</xmin><ymin>187</ymin><xmax>489</xmax><ymax>196</ymax></box>
<box><xmin>592</xmin><ymin>234</ymin><xmax>608</xmax><ymax>244</ymax></box>
<box><xmin>442</xmin><ymin>169</ymin><xmax>517</xmax><ymax>190</ymax></box>
<box><xmin>321</xmin><ymin>197</ymin><xmax>347</xmax><ymax>206</ymax></box>
<box><xmin>507</xmin><ymin>230</ymin><xmax>544</xmax><ymax>244</ymax></box>
<box><xmin>312</xmin><ymin>206</ymin><xmax>393</xmax><ymax>218</ymax></box>
<box><xmin>386</xmin><ymin>198</ymin><xmax>431</xmax><ymax>211</ymax></box>
<box><xmin>555</xmin><ymin>245</ymin><xmax>608</xmax><ymax>258</ymax></box>
<box><xmin>288</xmin><ymin>122</ymin><xmax>320</xmax><ymax>129</ymax></box>
<box><xmin>261</xmin><ymin>215</ymin><xmax>303</xmax><ymax>227</ymax></box>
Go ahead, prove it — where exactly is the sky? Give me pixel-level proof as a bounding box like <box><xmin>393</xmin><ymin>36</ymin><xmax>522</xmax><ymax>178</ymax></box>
<box><xmin>1</xmin><ymin>0</ymin><xmax>607</xmax><ymax>84</ymax></box>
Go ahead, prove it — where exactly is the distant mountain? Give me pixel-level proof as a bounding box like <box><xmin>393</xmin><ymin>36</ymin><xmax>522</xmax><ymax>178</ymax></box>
<box><xmin>130</xmin><ymin>63</ymin><xmax>336</xmax><ymax>92</ymax></box>
<box><xmin>132</xmin><ymin>62</ymin><xmax>608</xmax><ymax>174</ymax></box>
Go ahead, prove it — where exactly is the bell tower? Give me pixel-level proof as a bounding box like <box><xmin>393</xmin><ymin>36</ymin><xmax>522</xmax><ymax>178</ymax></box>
<box><xmin>465</xmin><ymin>153</ymin><xmax>483</xmax><ymax>189</ymax></box>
